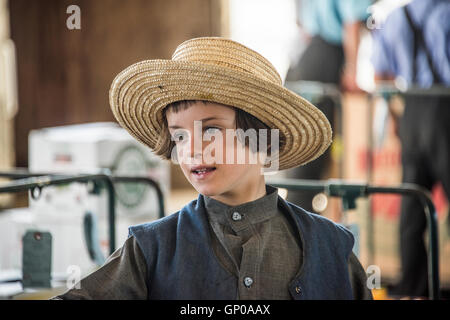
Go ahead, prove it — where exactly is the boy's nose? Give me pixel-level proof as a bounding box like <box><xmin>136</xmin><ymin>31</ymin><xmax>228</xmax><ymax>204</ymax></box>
<box><xmin>184</xmin><ymin>130</ymin><xmax>204</xmax><ymax>161</ymax></box>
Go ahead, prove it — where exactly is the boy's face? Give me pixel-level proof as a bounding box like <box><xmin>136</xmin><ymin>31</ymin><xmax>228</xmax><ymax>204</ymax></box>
<box><xmin>166</xmin><ymin>101</ymin><xmax>267</xmax><ymax>198</ymax></box>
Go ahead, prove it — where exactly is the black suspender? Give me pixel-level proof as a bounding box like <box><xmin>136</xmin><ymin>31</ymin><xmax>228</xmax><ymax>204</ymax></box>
<box><xmin>403</xmin><ymin>5</ymin><xmax>442</xmax><ymax>84</ymax></box>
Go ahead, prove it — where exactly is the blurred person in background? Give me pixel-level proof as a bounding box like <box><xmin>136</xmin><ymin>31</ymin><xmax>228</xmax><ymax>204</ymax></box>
<box><xmin>285</xmin><ymin>0</ymin><xmax>372</xmax><ymax>212</ymax></box>
<box><xmin>372</xmin><ymin>0</ymin><xmax>450</xmax><ymax>298</ymax></box>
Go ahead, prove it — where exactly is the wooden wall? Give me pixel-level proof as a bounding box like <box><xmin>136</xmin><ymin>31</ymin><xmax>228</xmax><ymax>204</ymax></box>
<box><xmin>9</xmin><ymin>0</ymin><xmax>228</xmax><ymax>167</ymax></box>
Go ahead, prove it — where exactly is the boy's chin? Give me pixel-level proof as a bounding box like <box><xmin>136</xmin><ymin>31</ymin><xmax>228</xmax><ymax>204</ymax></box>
<box><xmin>193</xmin><ymin>184</ymin><xmax>221</xmax><ymax>197</ymax></box>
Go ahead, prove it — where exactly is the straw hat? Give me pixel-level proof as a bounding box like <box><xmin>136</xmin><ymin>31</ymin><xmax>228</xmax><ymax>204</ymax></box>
<box><xmin>109</xmin><ymin>37</ymin><xmax>332</xmax><ymax>170</ymax></box>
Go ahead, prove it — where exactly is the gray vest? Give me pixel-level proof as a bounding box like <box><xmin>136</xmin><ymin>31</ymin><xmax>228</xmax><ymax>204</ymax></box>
<box><xmin>129</xmin><ymin>191</ymin><xmax>355</xmax><ymax>299</ymax></box>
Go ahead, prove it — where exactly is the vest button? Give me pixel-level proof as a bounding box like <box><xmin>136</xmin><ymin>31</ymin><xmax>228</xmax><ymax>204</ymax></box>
<box><xmin>295</xmin><ymin>286</ymin><xmax>301</xmax><ymax>294</ymax></box>
<box><xmin>232</xmin><ymin>211</ymin><xmax>242</xmax><ymax>221</ymax></box>
<box><xmin>243</xmin><ymin>277</ymin><xmax>253</xmax><ymax>288</ymax></box>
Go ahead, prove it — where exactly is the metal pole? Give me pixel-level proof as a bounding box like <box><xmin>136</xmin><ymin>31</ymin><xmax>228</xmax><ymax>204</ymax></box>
<box><xmin>0</xmin><ymin>169</ymin><xmax>165</xmax><ymax>219</ymax></box>
<box><xmin>112</xmin><ymin>176</ymin><xmax>165</xmax><ymax>219</ymax></box>
<box><xmin>0</xmin><ymin>173</ymin><xmax>117</xmax><ymax>254</ymax></box>
<box><xmin>367</xmin><ymin>183</ymin><xmax>440</xmax><ymax>300</ymax></box>
<box><xmin>0</xmin><ymin>169</ymin><xmax>167</xmax><ymax>252</ymax></box>
<box><xmin>366</xmin><ymin>93</ymin><xmax>375</xmax><ymax>266</ymax></box>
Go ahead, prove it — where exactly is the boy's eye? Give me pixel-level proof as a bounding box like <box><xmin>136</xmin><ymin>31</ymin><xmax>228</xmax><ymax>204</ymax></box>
<box><xmin>172</xmin><ymin>131</ymin><xmax>188</xmax><ymax>142</ymax></box>
<box><xmin>204</xmin><ymin>126</ymin><xmax>221</xmax><ymax>135</ymax></box>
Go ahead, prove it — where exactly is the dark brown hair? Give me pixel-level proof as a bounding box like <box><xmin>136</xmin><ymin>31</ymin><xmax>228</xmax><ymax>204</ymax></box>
<box><xmin>153</xmin><ymin>100</ymin><xmax>285</xmax><ymax>159</ymax></box>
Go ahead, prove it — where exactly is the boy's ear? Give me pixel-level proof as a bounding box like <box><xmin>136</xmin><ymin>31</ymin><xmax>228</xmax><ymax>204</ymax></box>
<box><xmin>259</xmin><ymin>143</ymin><xmax>271</xmax><ymax>168</ymax></box>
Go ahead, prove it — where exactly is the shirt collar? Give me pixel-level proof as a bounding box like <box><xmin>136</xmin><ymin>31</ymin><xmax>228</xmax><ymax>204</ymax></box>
<box><xmin>204</xmin><ymin>184</ymin><xmax>279</xmax><ymax>227</ymax></box>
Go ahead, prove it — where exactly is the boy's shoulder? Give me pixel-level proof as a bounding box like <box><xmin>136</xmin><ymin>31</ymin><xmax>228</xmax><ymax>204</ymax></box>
<box><xmin>128</xmin><ymin>197</ymin><xmax>199</xmax><ymax>236</ymax></box>
<box><xmin>283</xmin><ymin>198</ymin><xmax>354</xmax><ymax>243</ymax></box>
<box><xmin>128</xmin><ymin>211</ymin><xmax>180</xmax><ymax>235</ymax></box>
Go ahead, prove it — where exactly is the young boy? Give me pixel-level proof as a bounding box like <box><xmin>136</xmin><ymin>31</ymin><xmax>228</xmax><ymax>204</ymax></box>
<box><xmin>53</xmin><ymin>37</ymin><xmax>372</xmax><ymax>300</ymax></box>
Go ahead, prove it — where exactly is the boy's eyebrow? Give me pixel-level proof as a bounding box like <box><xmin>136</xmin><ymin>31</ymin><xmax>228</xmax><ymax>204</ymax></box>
<box><xmin>168</xmin><ymin>117</ymin><xmax>228</xmax><ymax>129</ymax></box>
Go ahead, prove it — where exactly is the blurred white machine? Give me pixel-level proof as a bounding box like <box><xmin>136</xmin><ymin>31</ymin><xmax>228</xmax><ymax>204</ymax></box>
<box><xmin>1</xmin><ymin>122</ymin><xmax>170</xmax><ymax>279</ymax></box>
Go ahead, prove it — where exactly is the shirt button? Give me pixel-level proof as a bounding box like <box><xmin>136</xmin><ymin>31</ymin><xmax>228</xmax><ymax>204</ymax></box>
<box><xmin>231</xmin><ymin>211</ymin><xmax>242</xmax><ymax>221</ymax></box>
<box><xmin>243</xmin><ymin>277</ymin><xmax>253</xmax><ymax>288</ymax></box>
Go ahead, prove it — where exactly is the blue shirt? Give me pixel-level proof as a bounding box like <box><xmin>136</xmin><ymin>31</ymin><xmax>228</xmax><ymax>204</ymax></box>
<box><xmin>371</xmin><ymin>0</ymin><xmax>450</xmax><ymax>87</ymax></box>
<box><xmin>301</xmin><ymin>0</ymin><xmax>372</xmax><ymax>45</ymax></box>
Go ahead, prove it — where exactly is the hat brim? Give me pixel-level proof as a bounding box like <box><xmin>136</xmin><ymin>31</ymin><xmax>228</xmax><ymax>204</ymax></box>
<box><xmin>109</xmin><ymin>59</ymin><xmax>332</xmax><ymax>171</ymax></box>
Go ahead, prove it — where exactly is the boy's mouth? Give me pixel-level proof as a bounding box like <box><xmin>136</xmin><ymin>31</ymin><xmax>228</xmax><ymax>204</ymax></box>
<box><xmin>190</xmin><ymin>165</ymin><xmax>217</xmax><ymax>179</ymax></box>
